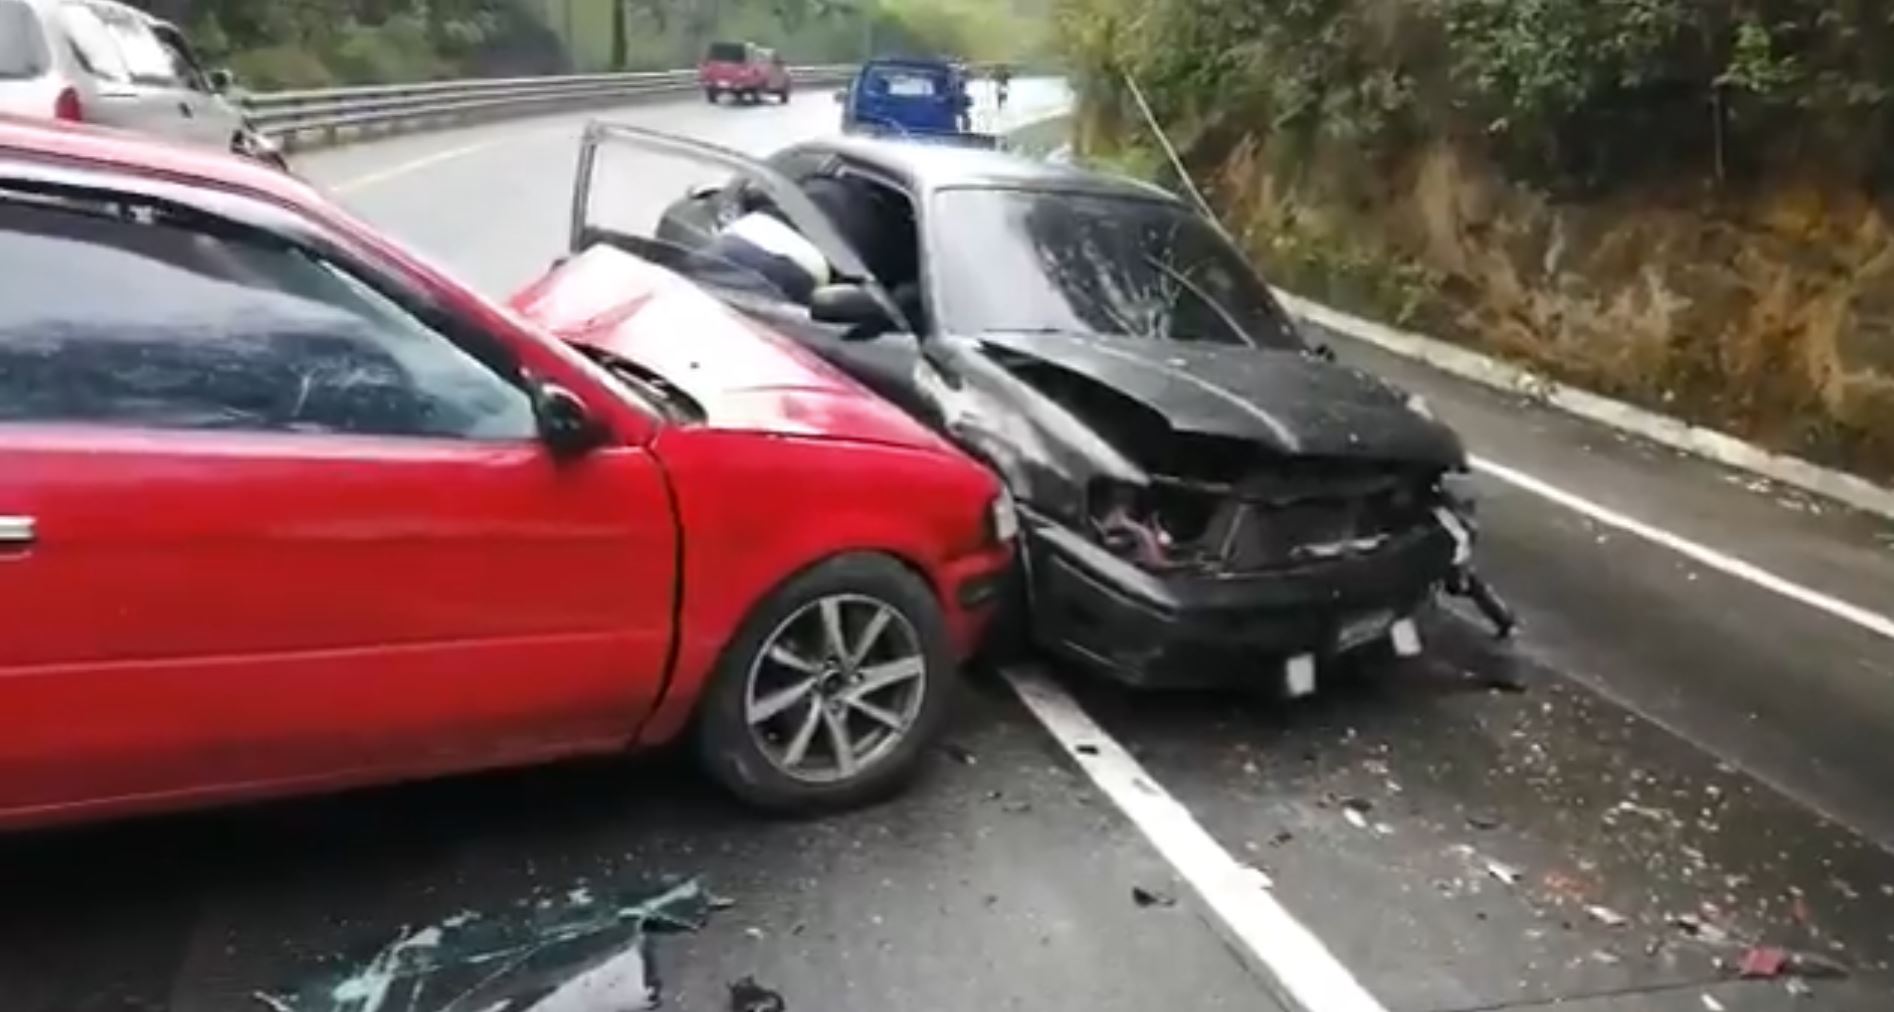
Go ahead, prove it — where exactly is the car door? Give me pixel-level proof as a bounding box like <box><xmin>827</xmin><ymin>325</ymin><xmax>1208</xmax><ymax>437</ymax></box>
<box><xmin>0</xmin><ymin>180</ymin><xmax>676</xmax><ymax>823</ymax></box>
<box><xmin>148</xmin><ymin>19</ymin><xmax>242</xmax><ymax>147</ymax></box>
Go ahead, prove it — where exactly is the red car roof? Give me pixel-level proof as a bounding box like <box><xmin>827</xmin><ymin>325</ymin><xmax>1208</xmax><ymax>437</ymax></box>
<box><xmin>0</xmin><ymin>114</ymin><xmax>321</xmax><ymax>209</ymax></box>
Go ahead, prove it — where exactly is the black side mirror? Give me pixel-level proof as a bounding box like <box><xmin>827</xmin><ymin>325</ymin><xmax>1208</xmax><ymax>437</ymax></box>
<box><xmin>687</xmin><ymin>182</ymin><xmax>721</xmax><ymax>200</ymax></box>
<box><xmin>208</xmin><ymin>68</ymin><xmax>234</xmax><ymax>93</ymax></box>
<box><xmin>531</xmin><ymin>381</ymin><xmax>608</xmax><ymax>458</ymax></box>
<box><xmin>810</xmin><ymin>283</ymin><xmax>896</xmax><ymax>339</ymax></box>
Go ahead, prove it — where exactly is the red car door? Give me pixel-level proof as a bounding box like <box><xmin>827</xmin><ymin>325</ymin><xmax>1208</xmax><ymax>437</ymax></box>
<box><xmin>0</xmin><ymin>186</ymin><xmax>675</xmax><ymax>824</ymax></box>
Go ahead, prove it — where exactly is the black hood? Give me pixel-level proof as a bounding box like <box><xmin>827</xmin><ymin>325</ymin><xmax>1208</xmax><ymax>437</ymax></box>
<box><xmin>976</xmin><ymin>331</ymin><xmax>1466</xmax><ymax>469</ymax></box>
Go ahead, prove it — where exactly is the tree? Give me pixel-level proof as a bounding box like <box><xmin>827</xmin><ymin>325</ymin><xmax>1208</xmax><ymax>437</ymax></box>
<box><xmin>611</xmin><ymin>0</ymin><xmax>627</xmax><ymax>68</ymax></box>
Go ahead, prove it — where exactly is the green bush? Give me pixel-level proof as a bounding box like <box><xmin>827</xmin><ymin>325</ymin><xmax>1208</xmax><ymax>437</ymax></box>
<box><xmin>1057</xmin><ymin>0</ymin><xmax>1894</xmax><ymax>194</ymax></box>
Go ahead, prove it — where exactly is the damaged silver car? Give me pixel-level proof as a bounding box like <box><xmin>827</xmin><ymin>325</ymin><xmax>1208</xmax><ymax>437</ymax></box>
<box><xmin>568</xmin><ymin>123</ymin><xmax>1514</xmax><ymax>695</ymax></box>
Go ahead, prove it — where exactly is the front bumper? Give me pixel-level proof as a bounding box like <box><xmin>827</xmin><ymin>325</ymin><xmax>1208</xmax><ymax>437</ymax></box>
<box><xmin>1023</xmin><ymin>515</ymin><xmax>1458</xmax><ymax>690</ymax></box>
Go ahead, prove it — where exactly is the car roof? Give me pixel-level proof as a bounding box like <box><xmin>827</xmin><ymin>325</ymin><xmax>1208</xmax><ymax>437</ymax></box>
<box><xmin>792</xmin><ymin>134</ymin><xmax>1181</xmax><ymax>204</ymax></box>
<box><xmin>0</xmin><ymin>114</ymin><xmax>323</xmax><ymax>211</ymax></box>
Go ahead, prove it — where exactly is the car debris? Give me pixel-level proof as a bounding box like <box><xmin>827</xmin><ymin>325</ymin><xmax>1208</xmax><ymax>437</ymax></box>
<box><xmin>1486</xmin><ymin>860</ymin><xmax>1524</xmax><ymax>886</ymax></box>
<box><xmin>256</xmin><ymin>878</ymin><xmax>713</xmax><ymax>1012</ymax></box>
<box><xmin>1586</xmin><ymin>905</ymin><xmax>1629</xmax><ymax>928</ymax></box>
<box><xmin>1132</xmin><ymin>886</ymin><xmax>1178</xmax><ymax>908</ymax></box>
<box><xmin>1739</xmin><ymin>946</ymin><xmax>1789</xmax><ymax>978</ymax></box>
<box><xmin>1785</xmin><ymin>977</ymin><xmax>1813</xmax><ymax>998</ymax></box>
<box><xmin>1700</xmin><ymin>995</ymin><xmax>1725</xmax><ymax>1011</ymax></box>
<box><xmin>1668</xmin><ymin>913</ymin><xmax>1731</xmax><ymax>945</ymax></box>
<box><xmin>729</xmin><ymin>976</ymin><xmax>789</xmax><ymax>1012</ymax></box>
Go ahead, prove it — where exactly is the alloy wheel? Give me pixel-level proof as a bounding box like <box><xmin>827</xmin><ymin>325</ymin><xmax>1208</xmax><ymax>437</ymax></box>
<box><xmin>744</xmin><ymin>593</ymin><xmax>928</xmax><ymax>783</ymax></box>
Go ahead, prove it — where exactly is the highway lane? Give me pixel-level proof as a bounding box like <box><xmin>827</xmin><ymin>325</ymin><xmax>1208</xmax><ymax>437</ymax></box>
<box><xmin>1</xmin><ymin>86</ymin><xmax>1891</xmax><ymax>1012</ymax></box>
<box><xmin>291</xmin><ymin>86</ymin><xmax>1894</xmax><ymax>1007</ymax></box>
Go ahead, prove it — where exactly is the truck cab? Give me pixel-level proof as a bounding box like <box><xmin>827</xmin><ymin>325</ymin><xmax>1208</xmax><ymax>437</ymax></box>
<box><xmin>837</xmin><ymin>57</ymin><xmax>993</xmax><ymax>148</ymax></box>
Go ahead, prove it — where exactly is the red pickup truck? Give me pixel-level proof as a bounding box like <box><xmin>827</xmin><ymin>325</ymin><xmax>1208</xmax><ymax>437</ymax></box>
<box><xmin>699</xmin><ymin>41</ymin><xmax>791</xmax><ymax>104</ymax></box>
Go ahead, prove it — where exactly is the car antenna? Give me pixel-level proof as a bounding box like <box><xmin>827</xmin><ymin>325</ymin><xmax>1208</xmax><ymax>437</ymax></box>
<box><xmin>1117</xmin><ymin>68</ymin><xmax>1223</xmax><ymax>230</ymax></box>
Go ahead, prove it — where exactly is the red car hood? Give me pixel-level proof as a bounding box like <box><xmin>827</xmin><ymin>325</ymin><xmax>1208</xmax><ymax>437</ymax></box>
<box><xmin>511</xmin><ymin>245</ymin><xmax>950</xmax><ymax>452</ymax></box>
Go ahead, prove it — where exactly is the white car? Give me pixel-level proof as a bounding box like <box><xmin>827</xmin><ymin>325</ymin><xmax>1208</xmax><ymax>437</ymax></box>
<box><xmin>0</xmin><ymin>0</ymin><xmax>283</xmax><ymax>167</ymax></box>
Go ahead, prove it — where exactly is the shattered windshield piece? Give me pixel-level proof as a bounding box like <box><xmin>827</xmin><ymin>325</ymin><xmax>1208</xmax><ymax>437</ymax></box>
<box><xmin>256</xmin><ymin>878</ymin><xmax>714</xmax><ymax>1012</ymax></box>
<box><xmin>931</xmin><ymin>188</ymin><xmax>1304</xmax><ymax>350</ymax></box>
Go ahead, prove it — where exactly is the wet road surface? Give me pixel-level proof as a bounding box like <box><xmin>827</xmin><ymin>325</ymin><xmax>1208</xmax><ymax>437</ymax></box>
<box><xmin>4</xmin><ymin>87</ymin><xmax>1892</xmax><ymax>1012</ymax></box>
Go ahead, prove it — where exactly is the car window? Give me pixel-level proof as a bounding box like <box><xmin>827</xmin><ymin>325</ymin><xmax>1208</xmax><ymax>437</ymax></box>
<box><xmin>57</xmin><ymin>2</ymin><xmax>130</xmax><ymax>84</ymax></box>
<box><xmin>0</xmin><ymin>0</ymin><xmax>50</xmax><ymax>80</ymax></box>
<box><xmin>88</xmin><ymin>5</ymin><xmax>180</xmax><ymax>87</ymax></box>
<box><xmin>931</xmin><ymin>187</ymin><xmax>1304</xmax><ymax>349</ymax></box>
<box><xmin>870</xmin><ymin>70</ymin><xmax>941</xmax><ymax>98</ymax></box>
<box><xmin>0</xmin><ymin>196</ymin><xmax>537</xmax><ymax>440</ymax></box>
<box><xmin>705</xmin><ymin>42</ymin><xmax>745</xmax><ymax>63</ymax></box>
<box><xmin>149</xmin><ymin>24</ymin><xmax>207</xmax><ymax>91</ymax></box>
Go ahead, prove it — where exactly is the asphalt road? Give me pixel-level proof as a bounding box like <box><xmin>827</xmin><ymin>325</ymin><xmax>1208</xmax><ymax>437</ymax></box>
<box><xmin>4</xmin><ymin>85</ymin><xmax>1893</xmax><ymax>1012</ymax></box>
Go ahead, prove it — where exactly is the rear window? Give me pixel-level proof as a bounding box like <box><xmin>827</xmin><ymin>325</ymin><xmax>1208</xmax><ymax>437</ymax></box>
<box><xmin>705</xmin><ymin>42</ymin><xmax>747</xmax><ymax>63</ymax></box>
<box><xmin>0</xmin><ymin>1</ymin><xmax>50</xmax><ymax>79</ymax></box>
<box><xmin>868</xmin><ymin>68</ymin><xmax>944</xmax><ymax>99</ymax></box>
<box><xmin>57</xmin><ymin>2</ymin><xmax>130</xmax><ymax>83</ymax></box>
<box><xmin>88</xmin><ymin>4</ymin><xmax>178</xmax><ymax>86</ymax></box>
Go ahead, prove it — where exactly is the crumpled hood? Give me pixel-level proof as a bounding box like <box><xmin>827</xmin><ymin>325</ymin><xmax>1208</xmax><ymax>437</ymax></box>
<box><xmin>511</xmin><ymin>245</ymin><xmax>950</xmax><ymax>453</ymax></box>
<box><xmin>977</xmin><ymin>330</ymin><xmax>1465</xmax><ymax>468</ymax></box>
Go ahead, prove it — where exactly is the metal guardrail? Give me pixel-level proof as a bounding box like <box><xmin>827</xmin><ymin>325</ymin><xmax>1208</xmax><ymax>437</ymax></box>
<box><xmin>243</xmin><ymin>64</ymin><xmax>857</xmax><ymax>148</ymax></box>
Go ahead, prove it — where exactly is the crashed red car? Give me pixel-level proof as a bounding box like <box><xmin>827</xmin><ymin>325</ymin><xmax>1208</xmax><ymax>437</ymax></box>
<box><xmin>0</xmin><ymin>117</ymin><xmax>1013</xmax><ymax>830</ymax></box>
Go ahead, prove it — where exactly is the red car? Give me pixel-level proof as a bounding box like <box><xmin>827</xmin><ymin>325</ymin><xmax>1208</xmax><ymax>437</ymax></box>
<box><xmin>699</xmin><ymin>41</ymin><xmax>790</xmax><ymax>105</ymax></box>
<box><xmin>0</xmin><ymin>116</ymin><xmax>1014</xmax><ymax>830</ymax></box>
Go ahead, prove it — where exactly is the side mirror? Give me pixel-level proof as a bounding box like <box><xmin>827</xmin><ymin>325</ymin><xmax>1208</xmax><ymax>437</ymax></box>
<box><xmin>530</xmin><ymin>381</ymin><xmax>608</xmax><ymax>458</ymax></box>
<box><xmin>686</xmin><ymin>182</ymin><xmax>721</xmax><ymax>200</ymax></box>
<box><xmin>810</xmin><ymin>283</ymin><xmax>896</xmax><ymax>339</ymax></box>
<box><xmin>207</xmin><ymin>68</ymin><xmax>234</xmax><ymax>93</ymax></box>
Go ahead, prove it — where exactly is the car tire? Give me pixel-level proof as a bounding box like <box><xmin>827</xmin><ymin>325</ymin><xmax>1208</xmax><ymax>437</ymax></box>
<box><xmin>971</xmin><ymin>561</ymin><xmax>1033</xmax><ymax>669</ymax></box>
<box><xmin>696</xmin><ymin>553</ymin><xmax>957</xmax><ymax>814</ymax></box>
<box><xmin>776</xmin><ymin>87</ymin><xmax>791</xmax><ymax>103</ymax></box>
<box><xmin>705</xmin><ymin>87</ymin><xmax>720</xmax><ymax>104</ymax></box>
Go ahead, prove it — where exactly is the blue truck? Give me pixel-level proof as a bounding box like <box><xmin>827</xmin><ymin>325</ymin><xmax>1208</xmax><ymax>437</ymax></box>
<box><xmin>836</xmin><ymin>57</ymin><xmax>999</xmax><ymax>148</ymax></box>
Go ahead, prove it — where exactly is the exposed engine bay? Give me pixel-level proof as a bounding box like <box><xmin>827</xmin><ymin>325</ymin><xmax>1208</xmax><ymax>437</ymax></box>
<box><xmin>972</xmin><ymin>337</ymin><xmax>1517</xmax><ymax>639</ymax></box>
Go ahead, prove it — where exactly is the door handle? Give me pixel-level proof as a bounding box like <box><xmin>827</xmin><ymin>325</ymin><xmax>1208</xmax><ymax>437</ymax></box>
<box><xmin>179</xmin><ymin>101</ymin><xmax>194</xmax><ymax>118</ymax></box>
<box><xmin>0</xmin><ymin>516</ymin><xmax>37</xmax><ymax>547</ymax></box>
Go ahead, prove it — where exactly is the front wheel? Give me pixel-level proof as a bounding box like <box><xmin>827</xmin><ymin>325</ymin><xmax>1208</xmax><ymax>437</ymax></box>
<box><xmin>705</xmin><ymin>87</ymin><xmax>721</xmax><ymax>104</ymax></box>
<box><xmin>776</xmin><ymin>87</ymin><xmax>791</xmax><ymax>103</ymax></box>
<box><xmin>696</xmin><ymin>554</ymin><xmax>956</xmax><ymax>813</ymax></box>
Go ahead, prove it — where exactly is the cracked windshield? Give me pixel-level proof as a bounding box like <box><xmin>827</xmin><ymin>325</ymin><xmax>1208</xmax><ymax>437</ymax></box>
<box><xmin>3</xmin><ymin>1</ymin><xmax>1894</xmax><ymax>1010</ymax></box>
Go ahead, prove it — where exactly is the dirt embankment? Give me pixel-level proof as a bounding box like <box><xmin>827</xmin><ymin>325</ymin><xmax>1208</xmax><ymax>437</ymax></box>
<box><xmin>1198</xmin><ymin>132</ymin><xmax>1894</xmax><ymax>482</ymax></box>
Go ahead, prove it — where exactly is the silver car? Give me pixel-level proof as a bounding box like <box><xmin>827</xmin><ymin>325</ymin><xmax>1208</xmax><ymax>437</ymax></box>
<box><xmin>0</xmin><ymin>0</ymin><xmax>283</xmax><ymax>167</ymax></box>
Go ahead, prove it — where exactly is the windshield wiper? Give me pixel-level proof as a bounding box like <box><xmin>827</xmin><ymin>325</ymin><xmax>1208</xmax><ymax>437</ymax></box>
<box><xmin>577</xmin><ymin>346</ymin><xmax>704</xmax><ymax>422</ymax></box>
<box><xmin>1140</xmin><ymin>254</ymin><xmax>1256</xmax><ymax>347</ymax></box>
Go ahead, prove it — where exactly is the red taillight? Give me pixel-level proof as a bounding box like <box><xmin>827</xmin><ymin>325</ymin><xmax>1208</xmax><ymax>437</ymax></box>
<box><xmin>53</xmin><ymin>87</ymin><xmax>83</xmax><ymax>122</ymax></box>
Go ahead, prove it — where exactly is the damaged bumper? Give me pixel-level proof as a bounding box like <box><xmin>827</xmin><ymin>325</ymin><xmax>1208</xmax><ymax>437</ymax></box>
<box><xmin>1023</xmin><ymin>512</ymin><xmax>1459</xmax><ymax>691</ymax></box>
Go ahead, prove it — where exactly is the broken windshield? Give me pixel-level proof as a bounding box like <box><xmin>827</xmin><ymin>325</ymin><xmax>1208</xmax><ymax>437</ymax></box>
<box><xmin>931</xmin><ymin>188</ymin><xmax>1304</xmax><ymax>350</ymax></box>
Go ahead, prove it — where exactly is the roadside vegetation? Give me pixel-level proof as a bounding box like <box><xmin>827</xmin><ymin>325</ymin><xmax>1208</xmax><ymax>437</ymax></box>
<box><xmin>135</xmin><ymin>0</ymin><xmax>1047</xmax><ymax>90</ymax></box>
<box><xmin>1056</xmin><ymin>0</ymin><xmax>1894</xmax><ymax>479</ymax></box>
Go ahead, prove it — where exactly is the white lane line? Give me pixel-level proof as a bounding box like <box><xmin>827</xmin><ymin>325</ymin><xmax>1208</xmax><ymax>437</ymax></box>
<box><xmin>330</xmin><ymin>138</ymin><xmax>507</xmax><ymax>194</ymax></box>
<box><xmin>1005</xmin><ymin>667</ymin><xmax>1388</xmax><ymax>1012</ymax></box>
<box><xmin>1471</xmin><ymin>455</ymin><xmax>1894</xmax><ymax>644</ymax></box>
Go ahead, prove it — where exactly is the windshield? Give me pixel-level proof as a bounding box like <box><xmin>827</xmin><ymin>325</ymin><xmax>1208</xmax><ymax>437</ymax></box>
<box><xmin>931</xmin><ymin>188</ymin><xmax>1303</xmax><ymax>349</ymax></box>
